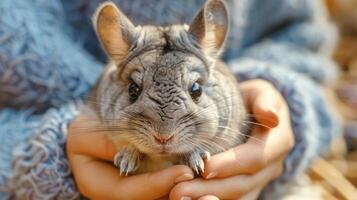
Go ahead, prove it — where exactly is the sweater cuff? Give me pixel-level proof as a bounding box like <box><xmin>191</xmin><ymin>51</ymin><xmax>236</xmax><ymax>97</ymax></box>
<box><xmin>2</xmin><ymin>103</ymin><xmax>80</xmax><ymax>199</ymax></box>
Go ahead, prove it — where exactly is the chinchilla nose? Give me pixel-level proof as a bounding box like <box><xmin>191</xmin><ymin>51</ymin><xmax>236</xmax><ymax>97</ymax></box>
<box><xmin>153</xmin><ymin>134</ymin><xmax>174</xmax><ymax>144</ymax></box>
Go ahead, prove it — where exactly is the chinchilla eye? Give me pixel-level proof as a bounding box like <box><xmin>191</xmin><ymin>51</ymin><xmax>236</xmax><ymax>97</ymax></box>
<box><xmin>129</xmin><ymin>82</ymin><xmax>141</xmax><ymax>102</ymax></box>
<box><xmin>190</xmin><ymin>82</ymin><xmax>202</xmax><ymax>101</ymax></box>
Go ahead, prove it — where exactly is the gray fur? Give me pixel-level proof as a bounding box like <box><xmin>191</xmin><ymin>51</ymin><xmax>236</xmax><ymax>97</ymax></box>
<box><xmin>87</xmin><ymin>0</ymin><xmax>246</xmax><ymax>175</ymax></box>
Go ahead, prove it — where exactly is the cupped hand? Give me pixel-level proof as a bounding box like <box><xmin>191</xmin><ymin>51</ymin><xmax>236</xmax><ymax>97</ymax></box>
<box><xmin>169</xmin><ymin>79</ymin><xmax>295</xmax><ymax>200</ymax></box>
<box><xmin>66</xmin><ymin>116</ymin><xmax>194</xmax><ymax>200</ymax></box>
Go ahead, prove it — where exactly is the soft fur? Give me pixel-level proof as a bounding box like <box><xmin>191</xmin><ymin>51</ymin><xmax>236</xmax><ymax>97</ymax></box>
<box><xmin>87</xmin><ymin>0</ymin><xmax>246</xmax><ymax>175</ymax></box>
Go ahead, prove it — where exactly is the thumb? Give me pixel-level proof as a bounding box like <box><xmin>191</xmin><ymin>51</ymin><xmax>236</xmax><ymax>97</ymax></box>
<box><xmin>251</xmin><ymin>89</ymin><xmax>280</xmax><ymax>129</ymax></box>
<box><xmin>240</xmin><ymin>80</ymin><xmax>281</xmax><ymax>128</ymax></box>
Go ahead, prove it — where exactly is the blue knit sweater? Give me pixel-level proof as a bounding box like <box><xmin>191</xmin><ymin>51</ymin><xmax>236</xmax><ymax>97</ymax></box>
<box><xmin>0</xmin><ymin>0</ymin><xmax>340</xmax><ymax>199</ymax></box>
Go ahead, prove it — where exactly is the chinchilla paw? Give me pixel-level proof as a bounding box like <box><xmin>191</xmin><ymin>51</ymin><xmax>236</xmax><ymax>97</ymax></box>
<box><xmin>113</xmin><ymin>146</ymin><xmax>141</xmax><ymax>176</ymax></box>
<box><xmin>182</xmin><ymin>149</ymin><xmax>210</xmax><ymax>175</ymax></box>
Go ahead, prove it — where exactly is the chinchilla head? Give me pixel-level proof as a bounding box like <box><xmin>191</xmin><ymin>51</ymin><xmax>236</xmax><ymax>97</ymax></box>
<box><xmin>92</xmin><ymin>0</ymin><xmax>243</xmax><ymax>155</ymax></box>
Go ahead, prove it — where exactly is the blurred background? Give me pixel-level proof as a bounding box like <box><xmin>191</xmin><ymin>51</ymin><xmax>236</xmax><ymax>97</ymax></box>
<box><xmin>292</xmin><ymin>0</ymin><xmax>357</xmax><ymax>199</ymax></box>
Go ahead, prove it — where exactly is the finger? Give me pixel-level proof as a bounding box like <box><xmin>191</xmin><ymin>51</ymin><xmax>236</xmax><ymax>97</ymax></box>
<box><xmin>249</xmin><ymin>101</ymin><xmax>294</xmax><ymax>166</ymax></box>
<box><xmin>250</xmin><ymin>89</ymin><xmax>280</xmax><ymax>129</ymax></box>
<box><xmin>202</xmin><ymin>128</ymin><xmax>269</xmax><ymax>179</ymax></box>
<box><xmin>240</xmin><ymin>79</ymin><xmax>282</xmax><ymax>128</ymax></box>
<box><xmin>67</xmin><ymin>115</ymin><xmax>119</xmax><ymax>161</ymax></box>
<box><xmin>239</xmin><ymin>187</ymin><xmax>264</xmax><ymax>200</ymax></box>
<box><xmin>69</xmin><ymin>153</ymin><xmax>194</xmax><ymax>200</ymax></box>
<box><xmin>198</xmin><ymin>195</ymin><xmax>220</xmax><ymax>200</ymax></box>
<box><xmin>170</xmin><ymin>161</ymin><xmax>283</xmax><ymax>200</ymax></box>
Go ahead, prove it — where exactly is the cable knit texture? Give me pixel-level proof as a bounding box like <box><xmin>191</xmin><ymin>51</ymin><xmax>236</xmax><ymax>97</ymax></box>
<box><xmin>0</xmin><ymin>0</ymin><xmax>340</xmax><ymax>199</ymax></box>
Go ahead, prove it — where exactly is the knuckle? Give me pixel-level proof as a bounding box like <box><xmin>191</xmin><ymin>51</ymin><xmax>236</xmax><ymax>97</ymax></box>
<box><xmin>170</xmin><ymin>182</ymin><xmax>191</xmax><ymax>199</ymax></box>
<box><xmin>178</xmin><ymin>182</ymin><xmax>192</xmax><ymax>193</ymax></box>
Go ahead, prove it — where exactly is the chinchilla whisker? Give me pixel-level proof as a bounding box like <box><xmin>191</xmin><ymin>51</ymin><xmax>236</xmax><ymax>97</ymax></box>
<box><xmin>203</xmin><ymin>115</ymin><xmax>273</xmax><ymax>130</ymax></box>
<box><xmin>216</xmin><ymin>114</ymin><xmax>277</xmax><ymax>125</ymax></box>
<box><xmin>189</xmin><ymin>110</ymin><xmax>276</xmax><ymax>131</ymax></box>
<box><xmin>216</xmin><ymin>126</ymin><xmax>265</xmax><ymax>144</ymax></box>
<box><xmin>197</xmin><ymin>139</ymin><xmax>222</xmax><ymax>152</ymax></box>
<box><xmin>69</xmin><ymin>124</ymin><xmax>133</xmax><ymax>130</ymax></box>
<box><xmin>93</xmin><ymin>93</ymin><xmax>241</xmax><ymax>124</ymax></box>
<box><xmin>200</xmin><ymin>143</ymin><xmax>219</xmax><ymax>153</ymax></box>
<box><xmin>123</xmin><ymin>110</ymin><xmax>138</xmax><ymax>118</ymax></box>
<box><xmin>179</xmin><ymin>94</ymin><xmax>241</xmax><ymax>121</ymax></box>
<box><xmin>197</xmin><ymin>130</ymin><xmax>242</xmax><ymax>145</ymax></box>
<box><xmin>242</xmin><ymin>121</ymin><xmax>273</xmax><ymax>129</ymax></box>
<box><xmin>180</xmin><ymin>134</ymin><xmax>219</xmax><ymax>153</ymax></box>
<box><xmin>205</xmin><ymin>141</ymin><xmax>226</xmax><ymax>152</ymax></box>
<box><xmin>201</xmin><ymin>137</ymin><xmax>247</xmax><ymax>170</ymax></box>
<box><xmin>214</xmin><ymin>117</ymin><xmax>274</xmax><ymax>129</ymax></box>
<box><xmin>245</xmin><ymin>113</ymin><xmax>278</xmax><ymax>123</ymax></box>
<box><xmin>126</xmin><ymin>120</ymin><xmax>145</xmax><ymax>126</ymax></box>
<box><xmin>193</xmin><ymin>124</ymin><xmax>261</xmax><ymax>145</ymax></box>
<box><xmin>185</xmin><ymin>103</ymin><xmax>245</xmax><ymax>122</ymax></box>
<box><xmin>68</xmin><ymin>128</ymin><xmax>135</xmax><ymax>136</ymax></box>
<box><xmin>72</xmin><ymin>126</ymin><xmax>135</xmax><ymax>132</ymax></box>
<box><xmin>99</xmin><ymin>112</ymin><xmax>145</xmax><ymax>123</ymax></box>
<box><xmin>85</xmin><ymin>98</ymin><xmax>121</xmax><ymax>109</ymax></box>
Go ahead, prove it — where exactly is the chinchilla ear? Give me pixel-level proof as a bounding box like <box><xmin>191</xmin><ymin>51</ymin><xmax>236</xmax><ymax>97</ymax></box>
<box><xmin>188</xmin><ymin>0</ymin><xmax>229</xmax><ymax>58</ymax></box>
<box><xmin>93</xmin><ymin>2</ymin><xmax>137</xmax><ymax>63</ymax></box>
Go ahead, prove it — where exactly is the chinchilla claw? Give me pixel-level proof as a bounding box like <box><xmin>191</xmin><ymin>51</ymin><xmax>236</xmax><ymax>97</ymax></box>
<box><xmin>200</xmin><ymin>151</ymin><xmax>211</xmax><ymax>161</ymax></box>
<box><xmin>182</xmin><ymin>149</ymin><xmax>207</xmax><ymax>175</ymax></box>
<box><xmin>113</xmin><ymin>146</ymin><xmax>141</xmax><ymax>176</ymax></box>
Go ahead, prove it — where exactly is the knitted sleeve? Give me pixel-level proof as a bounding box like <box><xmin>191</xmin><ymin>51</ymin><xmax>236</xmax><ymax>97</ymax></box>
<box><xmin>0</xmin><ymin>0</ymin><xmax>99</xmax><ymax>198</ymax></box>
<box><xmin>0</xmin><ymin>103</ymin><xmax>80</xmax><ymax>200</ymax></box>
<box><xmin>0</xmin><ymin>0</ymin><xmax>103</xmax><ymax>111</ymax></box>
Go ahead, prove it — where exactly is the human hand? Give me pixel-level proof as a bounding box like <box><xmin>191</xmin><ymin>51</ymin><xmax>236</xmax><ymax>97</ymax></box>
<box><xmin>169</xmin><ymin>79</ymin><xmax>295</xmax><ymax>200</ymax></box>
<box><xmin>66</xmin><ymin>116</ymin><xmax>194</xmax><ymax>200</ymax></box>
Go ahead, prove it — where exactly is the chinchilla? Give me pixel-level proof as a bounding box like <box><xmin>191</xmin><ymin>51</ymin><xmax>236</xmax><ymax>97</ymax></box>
<box><xmin>85</xmin><ymin>0</ymin><xmax>247</xmax><ymax>175</ymax></box>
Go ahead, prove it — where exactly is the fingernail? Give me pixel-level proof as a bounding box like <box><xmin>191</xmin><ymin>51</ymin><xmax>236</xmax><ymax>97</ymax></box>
<box><xmin>180</xmin><ymin>197</ymin><xmax>192</xmax><ymax>200</ymax></box>
<box><xmin>205</xmin><ymin>172</ymin><xmax>217</xmax><ymax>179</ymax></box>
<box><xmin>175</xmin><ymin>173</ymin><xmax>194</xmax><ymax>183</ymax></box>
